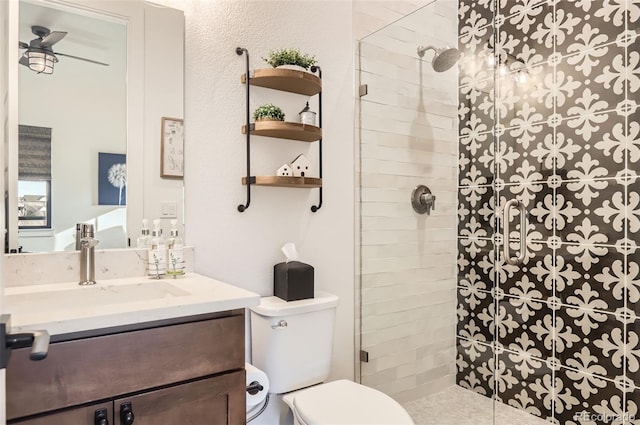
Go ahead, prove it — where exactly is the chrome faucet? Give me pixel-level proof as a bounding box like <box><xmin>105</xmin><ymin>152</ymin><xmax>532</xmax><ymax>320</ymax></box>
<box><xmin>77</xmin><ymin>223</ymin><xmax>99</xmax><ymax>285</ymax></box>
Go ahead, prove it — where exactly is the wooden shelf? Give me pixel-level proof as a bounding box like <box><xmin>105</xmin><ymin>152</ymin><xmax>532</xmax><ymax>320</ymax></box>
<box><xmin>242</xmin><ymin>176</ymin><xmax>322</xmax><ymax>188</ymax></box>
<box><xmin>241</xmin><ymin>68</ymin><xmax>322</xmax><ymax>96</ymax></box>
<box><xmin>242</xmin><ymin>121</ymin><xmax>322</xmax><ymax>142</ymax></box>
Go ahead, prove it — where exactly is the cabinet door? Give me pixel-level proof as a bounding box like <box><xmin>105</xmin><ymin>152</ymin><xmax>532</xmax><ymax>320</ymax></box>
<box><xmin>115</xmin><ymin>370</ymin><xmax>245</xmax><ymax>425</ymax></box>
<box><xmin>11</xmin><ymin>402</ymin><xmax>113</xmax><ymax>425</ymax></box>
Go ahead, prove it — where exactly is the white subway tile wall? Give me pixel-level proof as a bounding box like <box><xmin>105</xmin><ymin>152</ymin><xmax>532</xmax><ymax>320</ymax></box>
<box><xmin>356</xmin><ymin>0</ymin><xmax>459</xmax><ymax>404</ymax></box>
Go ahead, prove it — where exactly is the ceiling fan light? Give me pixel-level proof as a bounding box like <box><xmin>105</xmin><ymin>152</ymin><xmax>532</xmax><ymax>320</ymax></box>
<box><xmin>25</xmin><ymin>51</ymin><xmax>56</xmax><ymax>74</ymax></box>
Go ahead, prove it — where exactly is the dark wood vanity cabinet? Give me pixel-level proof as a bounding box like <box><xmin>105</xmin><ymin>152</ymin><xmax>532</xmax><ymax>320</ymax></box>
<box><xmin>6</xmin><ymin>310</ymin><xmax>247</xmax><ymax>425</ymax></box>
<box><xmin>9</xmin><ymin>402</ymin><xmax>113</xmax><ymax>425</ymax></box>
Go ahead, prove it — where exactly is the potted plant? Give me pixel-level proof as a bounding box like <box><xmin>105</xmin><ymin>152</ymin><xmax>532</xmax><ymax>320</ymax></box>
<box><xmin>253</xmin><ymin>103</ymin><xmax>285</xmax><ymax>122</ymax></box>
<box><xmin>262</xmin><ymin>48</ymin><xmax>317</xmax><ymax>72</ymax></box>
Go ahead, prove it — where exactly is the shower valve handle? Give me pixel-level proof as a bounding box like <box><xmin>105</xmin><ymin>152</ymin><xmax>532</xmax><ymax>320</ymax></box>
<box><xmin>411</xmin><ymin>185</ymin><xmax>435</xmax><ymax>215</ymax></box>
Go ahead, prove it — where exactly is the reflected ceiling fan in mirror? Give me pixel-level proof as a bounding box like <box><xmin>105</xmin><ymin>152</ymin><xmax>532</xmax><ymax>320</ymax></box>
<box><xmin>19</xmin><ymin>25</ymin><xmax>109</xmax><ymax>75</ymax></box>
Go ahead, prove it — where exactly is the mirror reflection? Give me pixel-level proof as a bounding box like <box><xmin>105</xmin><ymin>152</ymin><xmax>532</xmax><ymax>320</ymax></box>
<box><xmin>15</xmin><ymin>0</ymin><xmax>127</xmax><ymax>253</ymax></box>
<box><xmin>6</xmin><ymin>0</ymin><xmax>185</xmax><ymax>254</ymax></box>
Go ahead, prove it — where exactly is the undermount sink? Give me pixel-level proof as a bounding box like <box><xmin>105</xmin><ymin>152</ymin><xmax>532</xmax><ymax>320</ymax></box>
<box><xmin>5</xmin><ymin>280</ymin><xmax>191</xmax><ymax>315</ymax></box>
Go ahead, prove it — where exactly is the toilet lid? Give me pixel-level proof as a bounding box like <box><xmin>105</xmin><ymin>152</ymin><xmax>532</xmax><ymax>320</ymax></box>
<box><xmin>293</xmin><ymin>380</ymin><xmax>414</xmax><ymax>425</ymax></box>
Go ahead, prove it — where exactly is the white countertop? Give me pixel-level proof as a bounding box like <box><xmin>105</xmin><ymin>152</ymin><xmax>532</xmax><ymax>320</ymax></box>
<box><xmin>4</xmin><ymin>273</ymin><xmax>260</xmax><ymax>336</ymax></box>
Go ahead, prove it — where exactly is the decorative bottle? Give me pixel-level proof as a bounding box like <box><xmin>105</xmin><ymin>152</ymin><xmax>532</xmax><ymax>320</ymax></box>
<box><xmin>166</xmin><ymin>219</ymin><xmax>185</xmax><ymax>277</ymax></box>
<box><xmin>137</xmin><ymin>218</ymin><xmax>151</xmax><ymax>248</ymax></box>
<box><xmin>148</xmin><ymin>219</ymin><xmax>166</xmax><ymax>278</ymax></box>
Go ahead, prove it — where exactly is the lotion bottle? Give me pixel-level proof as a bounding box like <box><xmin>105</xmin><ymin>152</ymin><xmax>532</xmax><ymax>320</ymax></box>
<box><xmin>137</xmin><ymin>218</ymin><xmax>151</xmax><ymax>248</ymax></box>
<box><xmin>166</xmin><ymin>219</ymin><xmax>185</xmax><ymax>277</ymax></box>
<box><xmin>148</xmin><ymin>219</ymin><xmax>166</xmax><ymax>278</ymax></box>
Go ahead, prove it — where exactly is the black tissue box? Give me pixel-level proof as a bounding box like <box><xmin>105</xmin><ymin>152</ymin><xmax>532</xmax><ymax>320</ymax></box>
<box><xmin>274</xmin><ymin>261</ymin><xmax>314</xmax><ymax>301</ymax></box>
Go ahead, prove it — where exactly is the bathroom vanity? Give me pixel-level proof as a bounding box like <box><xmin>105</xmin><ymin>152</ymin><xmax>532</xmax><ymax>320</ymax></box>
<box><xmin>4</xmin><ymin>274</ymin><xmax>259</xmax><ymax>425</ymax></box>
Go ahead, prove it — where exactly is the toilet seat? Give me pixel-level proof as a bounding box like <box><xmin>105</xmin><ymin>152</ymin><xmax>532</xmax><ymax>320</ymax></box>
<box><xmin>286</xmin><ymin>380</ymin><xmax>414</xmax><ymax>425</ymax></box>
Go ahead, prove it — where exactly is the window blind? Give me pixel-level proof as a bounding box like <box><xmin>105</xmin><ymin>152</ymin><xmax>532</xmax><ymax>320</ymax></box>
<box><xmin>18</xmin><ymin>125</ymin><xmax>52</xmax><ymax>180</ymax></box>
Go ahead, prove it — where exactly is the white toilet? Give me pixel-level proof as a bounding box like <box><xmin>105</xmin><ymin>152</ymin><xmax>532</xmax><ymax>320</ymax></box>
<box><xmin>249</xmin><ymin>291</ymin><xmax>414</xmax><ymax>425</ymax></box>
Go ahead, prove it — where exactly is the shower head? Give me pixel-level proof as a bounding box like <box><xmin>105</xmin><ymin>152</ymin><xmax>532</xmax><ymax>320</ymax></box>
<box><xmin>417</xmin><ymin>45</ymin><xmax>460</xmax><ymax>72</ymax></box>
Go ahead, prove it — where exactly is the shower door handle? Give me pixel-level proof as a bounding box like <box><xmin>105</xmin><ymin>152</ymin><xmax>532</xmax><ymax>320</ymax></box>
<box><xmin>502</xmin><ymin>199</ymin><xmax>527</xmax><ymax>265</ymax></box>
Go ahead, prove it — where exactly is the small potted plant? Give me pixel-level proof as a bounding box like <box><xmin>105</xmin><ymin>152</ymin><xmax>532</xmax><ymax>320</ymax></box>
<box><xmin>263</xmin><ymin>48</ymin><xmax>317</xmax><ymax>72</ymax></box>
<box><xmin>253</xmin><ymin>103</ymin><xmax>285</xmax><ymax>122</ymax></box>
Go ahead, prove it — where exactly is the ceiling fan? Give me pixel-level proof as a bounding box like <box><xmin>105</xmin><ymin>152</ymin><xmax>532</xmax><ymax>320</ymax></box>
<box><xmin>19</xmin><ymin>25</ymin><xmax>109</xmax><ymax>74</ymax></box>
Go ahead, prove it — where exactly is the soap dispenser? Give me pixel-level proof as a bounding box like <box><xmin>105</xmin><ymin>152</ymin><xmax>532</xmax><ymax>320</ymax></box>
<box><xmin>148</xmin><ymin>219</ymin><xmax>166</xmax><ymax>278</ymax></box>
<box><xmin>166</xmin><ymin>219</ymin><xmax>185</xmax><ymax>277</ymax></box>
<box><xmin>137</xmin><ymin>219</ymin><xmax>151</xmax><ymax>248</ymax></box>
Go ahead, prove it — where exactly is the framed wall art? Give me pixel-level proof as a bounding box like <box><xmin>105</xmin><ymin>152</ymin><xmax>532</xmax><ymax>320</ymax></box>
<box><xmin>98</xmin><ymin>152</ymin><xmax>127</xmax><ymax>205</ymax></box>
<box><xmin>161</xmin><ymin>117</ymin><xmax>184</xmax><ymax>178</ymax></box>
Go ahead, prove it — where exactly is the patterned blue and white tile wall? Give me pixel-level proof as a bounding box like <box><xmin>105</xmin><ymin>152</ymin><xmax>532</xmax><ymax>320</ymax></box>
<box><xmin>457</xmin><ymin>0</ymin><xmax>640</xmax><ymax>423</ymax></box>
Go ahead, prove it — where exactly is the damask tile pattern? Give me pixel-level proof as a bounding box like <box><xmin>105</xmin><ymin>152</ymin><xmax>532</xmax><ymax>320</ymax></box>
<box><xmin>456</xmin><ymin>337</ymin><xmax>495</xmax><ymax>398</ymax></box>
<box><xmin>457</xmin><ymin>286</ymin><xmax>495</xmax><ymax>344</ymax></box>
<box><xmin>556</xmin><ymin>44</ymin><xmax>626</xmax><ymax>119</ymax></box>
<box><xmin>497</xmin><ymin>62</ymin><xmax>553</xmax><ymax>130</ymax></box>
<box><xmin>497</xmin><ymin>3</ymin><xmax>554</xmax><ymax>67</ymax></box>
<box><xmin>554</xmin><ymin>0</ymin><xmax>626</xmax><ymax>50</ymax></box>
<box><xmin>457</xmin><ymin>0</ymin><xmax>640</xmax><ymax>422</ymax></box>
<box><xmin>626</xmin><ymin>319</ymin><xmax>640</xmax><ymax>389</ymax></box>
<box><xmin>496</xmin><ymin>351</ymin><xmax>553</xmax><ymax>420</ymax></box>
<box><xmin>627</xmin><ymin>246</ymin><xmax>640</xmax><ymax>318</ymax></box>
<box><xmin>498</xmin><ymin>245</ymin><xmax>552</xmax><ymax>300</ymax></box>
<box><xmin>495</xmin><ymin>297</ymin><xmax>553</xmax><ymax>360</ymax></box>
<box><xmin>555</xmin><ymin>308</ymin><xmax>623</xmax><ymax>380</ymax></box>
<box><xmin>558</xmin><ymin>180</ymin><xmax>626</xmax><ymax>245</ymax></box>
<box><xmin>555</xmin><ymin>244</ymin><xmax>623</xmax><ymax>313</ymax></box>
<box><xmin>458</xmin><ymin>184</ymin><xmax>495</xmax><ymax>236</ymax></box>
<box><xmin>500</xmin><ymin>184</ymin><xmax>553</xmax><ymax>241</ymax></box>
<box><xmin>554</xmin><ymin>368</ymin><xmax>625</xmax><ymax>425</ymax></box>
<box><xmin>557</xmin><ymin>113</ymin><xmax>626</xmax><ymax>180</ymax></box>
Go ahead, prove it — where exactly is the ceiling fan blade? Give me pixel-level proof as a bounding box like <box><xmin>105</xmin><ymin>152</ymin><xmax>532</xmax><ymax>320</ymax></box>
<box><xmin>40</xmin><ymin>31</ymin><xmax>67</xmax><ymax>47</ymax></box>
<box><xmin>19</xmin><ymin>41</ymin><xmax>29</xmax><ymax>49</ymax></box>
<box><xmin>19</xmin><ymin>55</ymin><xmax>28</xmax><ymax>67</ymax></box>
<box><xmin>54</xmin><ymin>52</ymin><xmax>109</xmax><ymax>66</ymax></box>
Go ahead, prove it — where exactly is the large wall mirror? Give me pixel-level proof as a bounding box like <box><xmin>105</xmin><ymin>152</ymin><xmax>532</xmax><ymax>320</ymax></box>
<box><xmin>4</xmin><ymin>0</ymin><xmax>185</xmax><ymax>254</ymax></box>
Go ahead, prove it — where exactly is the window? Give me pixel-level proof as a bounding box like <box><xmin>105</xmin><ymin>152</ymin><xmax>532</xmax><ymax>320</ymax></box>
<box><xmin>18</xmin><ymin>125</ymin><xmax>52</xmax><ymax>229</ymax></box>
<box><xmin>18</xmin><ymin>180</ymin><xmax>51</xmax><ymax>228</ymax></box>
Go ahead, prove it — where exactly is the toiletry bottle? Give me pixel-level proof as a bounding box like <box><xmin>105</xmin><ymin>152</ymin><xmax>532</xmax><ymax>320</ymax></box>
<box><xmin>137</xmin><ymin>218</ymin><xmax>151</xmax><ymax>248</ymax></box>
<box><xmin>148</xmin><ymin>219</ymin><xmax>166</xmax><ymax>278</ymax></box>
<box><xmin>166</xmin><ymin>219</ymin><xmax>185</xmax><ymax>277</ymax></box>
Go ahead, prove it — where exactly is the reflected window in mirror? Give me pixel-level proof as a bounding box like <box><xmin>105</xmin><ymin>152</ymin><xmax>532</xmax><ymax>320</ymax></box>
<box><xmin>18</xmin><ymin>124</ymin><xmax>52</xmax><ymax>229</ymax></box>
<box><xmin>18</xmin><ymin>180</ymin><xmax>51</xmax><ymax>228</ymax></box>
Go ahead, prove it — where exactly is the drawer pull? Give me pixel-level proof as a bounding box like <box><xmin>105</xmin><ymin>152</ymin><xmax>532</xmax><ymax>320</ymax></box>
<box><xmin>120</xmin><ymin>402</ymin><xmax>135</xmax><ymax>425</ymax></box>
<box><xmin>94</xmin><ymin>407</ymin><xmax>109</xmax><ymax>425</ymax></box>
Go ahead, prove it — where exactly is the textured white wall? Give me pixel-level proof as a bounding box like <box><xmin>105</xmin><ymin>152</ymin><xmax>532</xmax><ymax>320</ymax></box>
<box><xmin>180</xmin><ymin>0</ymin><xmax>355</xmax><ymax>382</ymax></box>
<box><xmin>355</xmin><ymin>0</ymin><xmax>459</xmax><ymax>403</ymax></box>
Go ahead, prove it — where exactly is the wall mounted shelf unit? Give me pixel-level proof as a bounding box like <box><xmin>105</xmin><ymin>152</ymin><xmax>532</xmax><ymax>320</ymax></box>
<box><xmin>236</xmin><ymin>47</ymin><xmax>323</xmax><ymax>213</ymax></box>
<box><xmin>240</xmin><ymin>68</ymin><xmax>321</xmax><ymax>95</ymax></box>
<box><xmin>242</xmin><ymin>121</ymin><xmax>322</xmax><ymax>142</ymax></box>
<box><xmin>242</xmin><ymin>176</ymin><xmax>322</xmax><ymax>188</ymax></box>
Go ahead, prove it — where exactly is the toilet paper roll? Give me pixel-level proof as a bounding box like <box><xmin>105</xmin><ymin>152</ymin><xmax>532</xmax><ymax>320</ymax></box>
<box><xmin>245</xmin><ymin>362</ymin><xmax>270</xmax><ymax>410</ymax></box>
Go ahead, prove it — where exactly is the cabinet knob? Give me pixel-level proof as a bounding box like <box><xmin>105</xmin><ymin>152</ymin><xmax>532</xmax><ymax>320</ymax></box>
<box><xmin>94</xmin><ymin>408</ymin><xmax>109</xmax><ymax>425</ymax></box>
<box><xmin>120</xmin><ymin>402</ymin><xmax>135</xmax><ymax>425</ymax></box>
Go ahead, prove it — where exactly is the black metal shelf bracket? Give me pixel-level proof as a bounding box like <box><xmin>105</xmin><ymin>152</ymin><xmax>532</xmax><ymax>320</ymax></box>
<box><xmin>237</xmin><ymin>46</ymin><xmax>251</xmax><ymax>212</ymax></box>
<box><xmin>310</xmin><ymin>65</ymin><xmax>323</xmax><ymax>213</ymax></box>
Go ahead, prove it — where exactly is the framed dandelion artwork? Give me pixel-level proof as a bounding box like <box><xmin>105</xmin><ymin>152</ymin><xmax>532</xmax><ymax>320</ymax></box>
<box><xmin>98</xmin><ymin>152</ymin><xmax>127</xmax><ymax>206</ymax></box>
<box><xmin>161</xmin><ymin>117</ymin><xmax>184</xmax><ymax>178</ymax></box>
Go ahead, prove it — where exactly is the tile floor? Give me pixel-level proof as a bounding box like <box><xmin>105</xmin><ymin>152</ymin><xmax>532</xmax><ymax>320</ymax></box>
<box><xmin>403</xmin><ymin>385</ymin><xmax>550</xmax><ymax>425</ymax></box>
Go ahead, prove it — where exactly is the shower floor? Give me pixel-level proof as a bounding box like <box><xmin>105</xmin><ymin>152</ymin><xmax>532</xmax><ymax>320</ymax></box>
<box><xmin>402</xmin><ymin>386</ymin><xmax>550</xmax><ymax>425</ymax></box>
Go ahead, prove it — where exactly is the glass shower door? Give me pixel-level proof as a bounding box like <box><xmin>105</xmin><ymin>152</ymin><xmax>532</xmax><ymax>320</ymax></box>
<box><xmin>357</xmin><ymin>0</ymin><xmax>465</xmax><ymax>412</ymax></box>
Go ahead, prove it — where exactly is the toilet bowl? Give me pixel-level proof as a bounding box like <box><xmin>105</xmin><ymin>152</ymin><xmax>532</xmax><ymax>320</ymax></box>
<box><xmin>249</xmin><ymin>291</ymin><xmax>414</xmax><ymax>425</ymax></box>
<box><xmin>283</xmin><ymin>380</ymin><xmax>414</xmax><ymax>425</ymax></box>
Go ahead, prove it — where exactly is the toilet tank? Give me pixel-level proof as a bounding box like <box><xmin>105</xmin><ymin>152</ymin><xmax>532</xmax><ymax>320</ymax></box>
<box><xmin>250</xmin><ymin>291</ymin><xmax>339</xmax><ymax>394</ymax></box>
